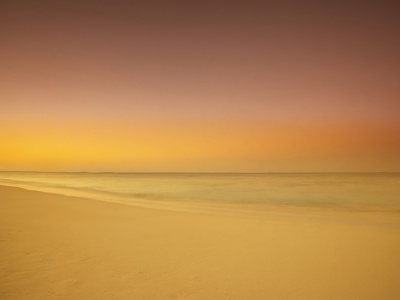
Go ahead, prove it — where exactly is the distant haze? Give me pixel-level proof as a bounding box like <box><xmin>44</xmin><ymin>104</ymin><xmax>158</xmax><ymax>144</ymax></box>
<box><xmin>1</xmin><ymin>0</ymin><xmax>399</xmax><ymax>172</ymax></box>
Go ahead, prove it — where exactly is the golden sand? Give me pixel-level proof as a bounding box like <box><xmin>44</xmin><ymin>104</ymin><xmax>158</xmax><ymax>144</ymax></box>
<box><xmin>1</xmin><ymin>185</ymin><xmax>399</xmax><ymax>299</ymax></box>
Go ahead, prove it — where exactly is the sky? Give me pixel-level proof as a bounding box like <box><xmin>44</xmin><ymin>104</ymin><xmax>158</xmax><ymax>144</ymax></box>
<box><xmin>1</xmin><ymin>0</ymin><xmax>399</xmax><ymax>172</ymax></box>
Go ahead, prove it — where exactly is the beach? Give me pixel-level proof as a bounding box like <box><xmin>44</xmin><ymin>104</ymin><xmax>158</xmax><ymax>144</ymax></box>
<box><xmin>1</xmin><ymin>185</ymin><xmax>400</xmax><ymax>300</ymax></box>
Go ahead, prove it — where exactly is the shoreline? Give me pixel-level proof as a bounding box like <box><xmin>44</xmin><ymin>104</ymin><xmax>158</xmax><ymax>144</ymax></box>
<box><xmin>1</xmin><ymin>185</ymin><xmax>400</xmax><ymax>299</ymax></box>
<box><xmin>1</xmin><ymin>182</ymin><xmax>399</xmax><ymax>228</ymax></box>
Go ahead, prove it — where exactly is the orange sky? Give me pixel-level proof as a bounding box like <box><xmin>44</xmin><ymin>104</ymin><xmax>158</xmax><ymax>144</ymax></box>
<box><xmin>1</xmin><ymin>0</ymin><xmax>399</xmax><ymax>172</ymax></box>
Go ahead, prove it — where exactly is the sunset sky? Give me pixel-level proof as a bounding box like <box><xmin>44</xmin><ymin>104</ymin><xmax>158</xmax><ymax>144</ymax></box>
<box><xmin>1</xmin><ymin>0</ymin><xmax>399</xmax><ymax>172</ymax></box>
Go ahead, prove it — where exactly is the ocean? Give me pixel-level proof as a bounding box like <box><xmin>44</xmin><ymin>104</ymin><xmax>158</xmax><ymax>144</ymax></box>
<box><xmin>0</xmin><ymin>172</ymin><xmax>399</xmax><ymax>212</ymax></box>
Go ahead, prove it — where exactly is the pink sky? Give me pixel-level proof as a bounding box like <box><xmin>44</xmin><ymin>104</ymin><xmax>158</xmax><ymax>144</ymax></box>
<box><xmin>1</xmin><ymin>0</ymin><xmax>399</xmax><ymax>172</ymax></box>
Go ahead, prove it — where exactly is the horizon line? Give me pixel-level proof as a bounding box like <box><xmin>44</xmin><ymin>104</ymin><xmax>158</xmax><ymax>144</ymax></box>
<box><xmin>0</xmin><ymin>171</ymin><xmax>399</xmax><ymax>174</ymax></box>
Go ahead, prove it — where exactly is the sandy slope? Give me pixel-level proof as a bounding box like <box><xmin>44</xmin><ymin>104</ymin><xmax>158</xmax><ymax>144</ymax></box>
<box><xmin>1</xmin><ymin>185</ymin><xmax>399</xmax><ymax>300</ymax></box>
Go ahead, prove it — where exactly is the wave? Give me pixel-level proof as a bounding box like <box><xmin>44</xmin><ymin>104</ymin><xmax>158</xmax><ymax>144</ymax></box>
<box><xmin>0</xmin><ymin>172</ymin><xmax>400</xmax><ymax>212</ymax></box>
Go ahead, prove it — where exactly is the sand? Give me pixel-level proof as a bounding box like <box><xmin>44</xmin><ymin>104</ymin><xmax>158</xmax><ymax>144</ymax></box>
<box><xmin>1</xmin><ymin>185</ymin><xmax>399</xmax><ymax>300</ymax></box>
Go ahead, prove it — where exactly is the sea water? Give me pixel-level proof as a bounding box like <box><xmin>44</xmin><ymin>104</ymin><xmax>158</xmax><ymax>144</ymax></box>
<box><xmin>0</xmin><ymin>172</ymin><xmax>399</xmax><ymax>212</ymax></box>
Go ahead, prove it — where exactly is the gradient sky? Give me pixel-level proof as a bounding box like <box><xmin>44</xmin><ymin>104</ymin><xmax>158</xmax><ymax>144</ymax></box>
<box><xmin>1</xmin><ymin>0</ymin><xmax>399</xmax><ymax>172</ymax></box>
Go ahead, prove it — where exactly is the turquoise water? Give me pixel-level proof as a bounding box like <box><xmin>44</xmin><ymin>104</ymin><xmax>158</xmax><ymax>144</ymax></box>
<box><xmin>0</xmin><ymin>172</ymin><xmax>399</xmax><ymax>212</ymax></box>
